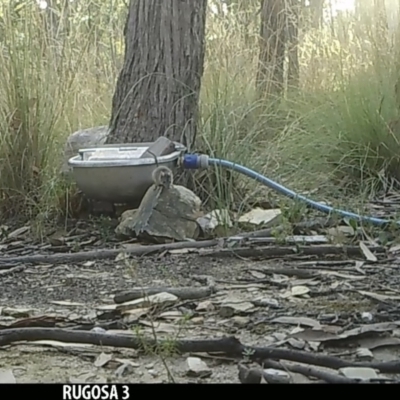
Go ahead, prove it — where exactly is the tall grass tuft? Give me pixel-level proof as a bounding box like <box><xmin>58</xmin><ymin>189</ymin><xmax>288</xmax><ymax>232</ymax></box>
<box><xmin>277</xmin><ymin>9</ymin><xmax>400</xmax><ymax>198</ymax></box>
<box><xmin>0</xmin><ymin>2</ymin><xmax>118</xmax><ymax>222</ymax></box>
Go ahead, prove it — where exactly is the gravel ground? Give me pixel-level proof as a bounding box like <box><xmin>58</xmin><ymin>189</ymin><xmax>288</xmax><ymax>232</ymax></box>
<box><xmin>1</xmin><ymin>221</ymin><xmax>400</xmax><ymax>383</ymax></box>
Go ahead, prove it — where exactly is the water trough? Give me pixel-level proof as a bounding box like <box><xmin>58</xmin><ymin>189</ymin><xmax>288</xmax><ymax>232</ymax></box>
<box><xmin>68</xmin><ymin>142</ymin><xmax>186</xmax><ymax>205</ymax></box>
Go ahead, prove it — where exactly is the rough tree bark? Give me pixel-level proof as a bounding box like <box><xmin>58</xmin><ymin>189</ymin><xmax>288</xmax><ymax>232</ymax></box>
<box><xmin>287</xmin><ymin>0</ymin><xmax>299</xmax><ymax>87</ymax></box>
<box><xmin>308</xmin><ymin>0</ymin><xmax>324</xmax><ymax>29</ymax></box>
<box><xmin>106</xmin><ymin>0</ymin><xmax>207</xmax><ymax>150</ymax></box>
<box><xmin>257</xmin><ymin>0</ymin><xmax>286</xmax><ymax>96</ymax></box>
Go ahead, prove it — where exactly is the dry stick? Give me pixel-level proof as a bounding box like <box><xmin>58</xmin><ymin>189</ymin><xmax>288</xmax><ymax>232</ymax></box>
<box><xmin>199</xmin><ymin>245</ymin><xmax>384</xmax><ymax>259</ymax></box>
<box><xmin>0</xmin><ymin>214</ymin><xmax>384</xmax><ymax>270</ymax></box>
<box><xmin>1</xmin><ymin>328</ymin><xmax>400</xmax><ymax>374</ymax></box>
<box><xmin>0</xmin><ymin>230</ymin><xmax>277</xmax><ymax>269</ymax></box>
<box><xmin>0</xmin><ymin>243</ymin><xmax>384</xmax><ymax>270</ymax></box>
<box><xmin>114</xmin><ymin>286</ymin><xmax>214</xmax><ymax>304</ymax></box>
<box><xmin>0</xmin><ymin>243</ymin><xmax>384</xmax><ymax>271</ymax></box>
<box><xmin>0</xmin><ymin>238</ymin><xmax>220</xmax><ymax>269</ymax></box>
<box><xmin>262</xmin><ymin>359</ymin><xmax>354</xmax><ymax>384</ymax></box>
<box><xmin>248</xmin><ymin>267</ymin><xmax>317</xmax><ymax>279</ymax></box>
<box><xmin>0</xmin><ymin>266</ymin><xmax>23</xmax><ymax>275</ymax></box>
<box><xmin>0</xmin><ymin>219</ymin><xmax>345</xmax><ymax>269</ymax></box>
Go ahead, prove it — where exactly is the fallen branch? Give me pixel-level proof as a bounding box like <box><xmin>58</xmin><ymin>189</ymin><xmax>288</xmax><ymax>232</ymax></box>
<box><xmin>0</xmin><ymin>226</ymin><xmax>384</xmax><ymax>270</ymax></box>
<box><xmin>262</xmin><ymin>359</ymin><xmax>354</xmax><ymax>384</ymax></box>
<box><xmin>0</xmin><ymin>232</ymin><xmax>276</xmax><ymax>269</ymax></box>
<box><xmin>0</xmin><ymin>266</ymin><xmax>24</xmax><ymax>275</ymax></box>
<box><xmin>0</xmin><ymin>239</ymin><xmax>220</xmax><ymax>269</ymax></box>
<box><xmin>248</xmin><ymin>267</ymin><xmax>317</xmax><ymax>279</ymax></box>
<box><xmin>1</xmin><ymin>328</ymin><xmax>400</xmax><ymax>374</ymax></box>
<box><xmin>113</xmin><ymin>286</ymin><xmax>214</xmax><ymax>304</ymax></box>
<box><xmin>199</xmin><ymin>245</ymin><xmax>384</xmax><ymax>259</ymax></box>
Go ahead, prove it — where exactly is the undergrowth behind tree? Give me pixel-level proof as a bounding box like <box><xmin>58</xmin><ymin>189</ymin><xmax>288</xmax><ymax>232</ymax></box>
<box><xmin>1</xmin><ymin>1</ymin><xmax>400</xmax><ymax>226</ymax></box>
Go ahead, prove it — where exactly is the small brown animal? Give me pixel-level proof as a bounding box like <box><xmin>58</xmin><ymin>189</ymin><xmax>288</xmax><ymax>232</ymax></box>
<box><xmin>152</xmin><ymin>166</ymin><xmax>173</xmax><ymax>189</ymax></box>
<box><xmin>133</xmin><ymin>166</ymin><xmax>174</xmax><ymax>236</ymax></box>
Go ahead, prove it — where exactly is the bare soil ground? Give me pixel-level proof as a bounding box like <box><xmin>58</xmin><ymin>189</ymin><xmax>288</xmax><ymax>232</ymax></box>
<box><xmin>1</xmin><ymin>221</ymin><xmax>400</xmax><ymax>383</ymax></box>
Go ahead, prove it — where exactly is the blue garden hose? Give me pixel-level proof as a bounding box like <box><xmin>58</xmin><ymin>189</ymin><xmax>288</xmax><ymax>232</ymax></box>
<box><xmin>182</xmin><ymin>153</ymin><xmax>396</xmax><ymax>227</ymax></box>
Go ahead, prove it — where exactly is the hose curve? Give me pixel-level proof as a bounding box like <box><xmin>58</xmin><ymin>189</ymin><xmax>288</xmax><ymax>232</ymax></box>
<box><xmin>182</xmin><ymin>154</ymin><xmax>396</xmax><ymax>227</ymax></box>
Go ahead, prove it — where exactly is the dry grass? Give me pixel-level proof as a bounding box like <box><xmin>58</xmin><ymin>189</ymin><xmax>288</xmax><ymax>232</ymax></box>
<box><xmin>0</xmin><ymin>1</ymin><xmax>399</xmax><ymax>224</ymax></box>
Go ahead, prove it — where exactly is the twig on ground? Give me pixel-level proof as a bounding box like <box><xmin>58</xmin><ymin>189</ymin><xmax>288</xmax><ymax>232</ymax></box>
<box><xmin>0</xmin><ymin>239</ymin><xmax>220</xmax><ymax>269</ymax></box>
<box><xmin>262</xmin><ymin>359</ymin><xmax>355</xmax><ymax>383</ymax></box>
<box><xmin>0</xmin><ymin>235</ymin><xmax>286</xmax><ymax>269</ymax></box>
<box><xmin>113</xmin><ymin>286</ymin><xmax>215</xmax><ymax>304</ymax></box>
<box><xmin>246</xmin><ymin>267</ymin><xmax>317</xmax><ymax>279</ymax></box>
<box><xmin>199</xmin><ymin>245</ymin><xmax>384</xmax><ymax>259</ymax></box>
<box><xmin>0</xmin><ymin>221</ymin><xmax>354</xmax><ymax>270</ymax></box>
<box><xmin>0</xmin><ymin>266</ymin><xmax>24</xmax><ymax>275</ymax></box>
<box><xmin>1</xmin><ymin>329</ymin><xmax>400</xmax><ymax>374</ymax></box>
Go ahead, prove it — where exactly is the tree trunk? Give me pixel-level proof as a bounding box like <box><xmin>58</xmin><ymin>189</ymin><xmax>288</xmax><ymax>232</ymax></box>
<box><xmin>287</xmin><ymin>0</ymin><xmax>299</xmax><ymax>88</ymax></box>
<box><xmin>309</xmin><ymin>0</ymin><xmax>324</xmax><ymax>29</ymax></box>
<box><xmin>106</xmin><ymin>0</ymin><xmax>207</xmax><ymax>151</ymax></box>
<box><xmin>257</xmin><ymin>0</ymin><xmax>286</xmax><ymax>96</ymax></box>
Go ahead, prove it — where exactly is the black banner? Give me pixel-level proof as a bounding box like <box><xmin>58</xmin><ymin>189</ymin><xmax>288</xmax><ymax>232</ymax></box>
<box><xmin>0</xmin><ymin>382</ymin><xmax>394</xmax><ymax>395</ymax></box>
<box><xmin>63</xmin><ymin>384</ymin><xmax>130</xmax><ymax>399</ymax></box>
<box><xmin>0</xmin><ymin>382</ymin><xmax>396</xmax><ymax>400</ymax></box>
<box><xmin>1</xmin><ymin>384</ymin><xmax>132</xmax><ymax>399</ymax></box>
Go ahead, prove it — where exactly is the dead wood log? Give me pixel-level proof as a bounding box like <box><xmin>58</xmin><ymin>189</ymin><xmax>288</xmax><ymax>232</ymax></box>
<box><xmin>0</xmin><ymin>232</ymin><xmax>275</xmax><ymax>269</ymax></box>
<box><xmin>1</xmin><ymin>328</ymin><xmax>400</xmax><ymax>374</ymax></box>
<box><xmin>249</xmin><ymin>267</ymin><xmax>317</xmax><ymax>279</ymax></box>
<box><xmin>262</xmin><ymin>359</ymin><xmax>355</xmax><ymax>384</ymax></box>
<box><xmin>0</xmin><ymin>225</ymin><xmax>384</xmax><ymax>270</ymax></box>
<box><xmin>0</xmin><ymin>243</ymin><xmax>384</xmax><ymax>270</ymax></box>
<box><xmin>0</xmin><ymin>238</ymin><xmax>220</xmax><ymax>269</ymax></box>
<box><xmin>199</xmin><ymin>245</ymin><xmax>384</xmax><ymax>259</ymax></box>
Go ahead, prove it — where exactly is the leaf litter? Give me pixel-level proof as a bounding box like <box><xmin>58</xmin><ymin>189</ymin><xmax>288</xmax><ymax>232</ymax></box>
<box><xmin>1</xmin><ymin>218</ymin><xmax>400</xmax><ymax>382</ymax></box>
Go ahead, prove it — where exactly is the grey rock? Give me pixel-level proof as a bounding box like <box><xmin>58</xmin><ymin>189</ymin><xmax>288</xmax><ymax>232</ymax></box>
<box><xmin>186</xmin><ymin>357</ymin><xmax>212</xmax><ymax>378</ymax></box>
<box><xmin>238</xmin><ymin>364</ymin><xmax>262</xmax><ymax>384</ymax></box>
<box><xmin>116</xmin><ymin>184</ymin><xmax>202</xmax><ymax>242</ymax></box>
<box><xmin>62</xmin><ymin>125</ymin><xmax>109</xmax><ymax>174</ymax></box>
